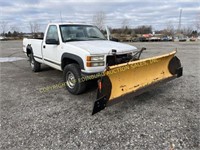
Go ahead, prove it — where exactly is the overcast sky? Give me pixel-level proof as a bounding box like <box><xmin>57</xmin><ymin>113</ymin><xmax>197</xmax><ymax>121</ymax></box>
<box><xmin>0</xmin><ymin>0</ymin><xmax>200</xmax><ymax>32</ymax></box>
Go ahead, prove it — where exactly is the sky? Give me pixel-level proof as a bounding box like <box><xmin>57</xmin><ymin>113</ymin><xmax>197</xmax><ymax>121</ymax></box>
<box><xmin>0</xmin><ymin>0</ymin><xmax>200</xmax><ymax>33</ymax></box>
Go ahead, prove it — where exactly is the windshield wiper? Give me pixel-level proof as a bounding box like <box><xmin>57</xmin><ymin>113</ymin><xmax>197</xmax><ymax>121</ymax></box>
<box><xmin>64</xmin><ymin>39</ymin><xmax>85</xmax><ymax>42</ymax></box>
<box><xmin>89</xmin><ymin>36</ymin><xmax>106</xmax><ymax>40</ymax></box>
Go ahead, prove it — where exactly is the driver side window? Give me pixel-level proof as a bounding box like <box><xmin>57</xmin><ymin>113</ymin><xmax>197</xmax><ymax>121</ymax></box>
<box><xmin>46</xmin><ymin>25</ymin><xmax>59</xmax><ymax>42</ymax></box>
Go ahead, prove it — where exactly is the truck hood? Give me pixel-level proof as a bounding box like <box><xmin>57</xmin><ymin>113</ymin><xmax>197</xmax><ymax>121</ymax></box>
<box><xmin>67</xmin><ymin>40</ymin><xmax>137</xmax><ymax>55</ymax></box>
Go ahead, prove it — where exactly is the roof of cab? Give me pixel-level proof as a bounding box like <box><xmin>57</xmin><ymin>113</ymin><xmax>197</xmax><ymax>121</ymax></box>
<box><xmin>48</xmin><ymin>22</ymin><xmax>94</xmax><ymax>26</ymax></box>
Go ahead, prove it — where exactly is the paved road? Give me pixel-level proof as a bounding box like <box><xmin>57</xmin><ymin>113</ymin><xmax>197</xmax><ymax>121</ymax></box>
<box><xmin>0</xmin><ymin>40</ymin><xmax>199</xmax><ymax>150</ymax></box>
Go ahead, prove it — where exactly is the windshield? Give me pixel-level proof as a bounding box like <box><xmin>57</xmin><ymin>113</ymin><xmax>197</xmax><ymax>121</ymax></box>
<box><xmin>60</xmin><ymin>25</ymin><xmax>106</xmax><ymax>42</ymax></box>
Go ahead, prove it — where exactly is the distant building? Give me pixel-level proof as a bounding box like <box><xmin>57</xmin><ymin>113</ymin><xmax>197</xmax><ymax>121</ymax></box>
<box><xmin>0</xmin><ymin>36</ymin><xmax>6</xmax><ymax>41</ymax></box>
<box><xmin>23</xmin><ymin>33</ymin><xmax>33</xmax><ymax>38</ymax></box>
<box><xmin>142</xmin><ymin>34</ymin><xmax>153</xmax><ymax>38</ymax></box>
<box><xmin>23</xmin><ymin>32</ymin><xmax>44</xmax><ymax>39</ymax></box>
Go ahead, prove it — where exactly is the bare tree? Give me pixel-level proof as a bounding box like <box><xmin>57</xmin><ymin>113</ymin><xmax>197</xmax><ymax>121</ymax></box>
<box><xmin>164</xmin><ymin>21</ymin><xmax>175</xmax><ymax>36</ymax></box>
<box><xmin>0</xmin><ymin>21</ymin><xmax>8</xmax><ymax>36</ymax></box>
<box><xmin>121</xmin><ymin>19</ymin><xmax>129</xmax><ymax>29</ymax></box>
<box><xmin>29</xmin><ymin>21</ymin><xmax>40</xmax><ymax>34</ymax></box>
<box><xmin>134</xmin><ymin>25</ymin><xmax>152</xmax><ymax>34</ymax></box>
<box><xmin>10</xmin><ymin>25</ymin><xmax>20</xmax><ymax>33</ymax></box>
<box><xmin>28</xmin><ymin>21</ymin><xmax>40</xmax><ymax>38</ymax></box>
<box><xmin>121</xmin><ymin>19</ymin><xmax>130</xmax><ymax>34</ymax></box>
<box><xmin>92</xmin><ymin>11</ymin><xmax>106</xmax><ymax>30</ymax></box>
<box><xmin>195</xmin><ymin>15</ymin><xmax>200</xmax><ymax>31</ymax></box>
<box><xmin>181</xmin><ymin>26</ymin><xmax>193</xmax><ymax>37</ymax></box>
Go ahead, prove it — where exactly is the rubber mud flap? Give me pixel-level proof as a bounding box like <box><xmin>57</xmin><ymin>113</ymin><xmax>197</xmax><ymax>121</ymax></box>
<box><xmin>92</xmin><ymin>76</ymin><xmax>111</xmax><ymax>115</ymax></box>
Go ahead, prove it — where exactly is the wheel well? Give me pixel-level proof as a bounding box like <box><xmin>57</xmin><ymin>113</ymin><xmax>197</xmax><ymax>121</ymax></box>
<box><xmin>61</xmin><ymin>58</ymin><xmax>79</xmax><ymax>70</ymax></box>
<box><xmin>26</xmin><ymin>46</ymin><xmax>32</xmax><ymax>56</ymax></box>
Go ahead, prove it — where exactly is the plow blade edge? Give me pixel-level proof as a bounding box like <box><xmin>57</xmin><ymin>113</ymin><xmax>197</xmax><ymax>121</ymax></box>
<box><xmin>92</xmin><ymin>51</ymin><xmax>182</xmax><ymax>115</ymax></box>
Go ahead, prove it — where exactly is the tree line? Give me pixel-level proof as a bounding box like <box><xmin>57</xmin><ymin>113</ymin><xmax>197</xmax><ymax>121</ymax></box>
<box><xmin>1</xmin><ymin>11</ymin><xmax>199</xmax><ymax>38</ymax></box>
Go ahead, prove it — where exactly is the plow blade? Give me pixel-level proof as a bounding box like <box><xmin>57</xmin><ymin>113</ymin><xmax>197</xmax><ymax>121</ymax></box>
<box><xmin>92</xmin><ymin>51</ymin><xmax>182</xmax><ymax>115</ymax></box>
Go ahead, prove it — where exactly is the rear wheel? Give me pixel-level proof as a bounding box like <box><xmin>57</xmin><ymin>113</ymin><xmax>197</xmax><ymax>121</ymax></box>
<box><xmin>30</xmin><ymin>53</ymin><xmax>41</xmax><ymax>72</ymax></box>
<box><xmin>63</xmin><ymin>63</ymin><xmax>86</xmax><ymax>94</ymax></box>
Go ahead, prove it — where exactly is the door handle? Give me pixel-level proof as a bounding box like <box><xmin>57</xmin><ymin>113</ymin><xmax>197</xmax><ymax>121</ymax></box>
<box><xmin>43</xmin><ymin>45</ymin><xmax>46</xmax><ymax>48</ymax></box>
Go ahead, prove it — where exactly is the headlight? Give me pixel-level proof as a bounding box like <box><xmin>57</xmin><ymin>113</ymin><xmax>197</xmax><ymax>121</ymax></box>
<box><xmin>87</xmin><ymin>62</ymin><xmax>104</xmax><ymax>67</ymax></box>
<box><xmin>86</xmin><ymin>55</ymin><xmax>105</xmax><ymax>67</ymax></box>
<box><xmin>87</xmin><ymin>56</ymin><xmax>104</xmax><ymax>61</ymax></box>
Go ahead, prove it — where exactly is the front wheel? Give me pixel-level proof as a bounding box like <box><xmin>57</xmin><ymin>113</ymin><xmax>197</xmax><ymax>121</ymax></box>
<box><xmin>30</xmin><ymin>53</ymin><xmax>41</xmax><ymax>72</ymax></box>
<box><xmin>63</xmin><ymin>64</ymin><xmax>86</xmax><ymax>95</ymax></box>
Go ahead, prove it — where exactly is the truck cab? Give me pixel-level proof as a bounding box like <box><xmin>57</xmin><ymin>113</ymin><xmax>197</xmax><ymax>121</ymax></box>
<box><xmin>23</xmin><ymin>23</ymin><xmax>137</xmax><ymax>94</ymax></box>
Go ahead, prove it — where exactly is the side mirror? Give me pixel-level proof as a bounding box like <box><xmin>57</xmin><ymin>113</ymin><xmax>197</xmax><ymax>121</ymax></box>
<box><xmin>46</xmin><ymin>39</ymin><xmax>59</xmax><ymax>45</ymax></box>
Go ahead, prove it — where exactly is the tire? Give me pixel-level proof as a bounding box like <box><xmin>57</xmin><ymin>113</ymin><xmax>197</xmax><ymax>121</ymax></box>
<box><xmin>63</xmin><ymin>63</ymin><xmax>86</xmax><ymax>95</ymax></box>
<box><xmin>30</xmin><ymin>53</ymin><xmax>41</xmax><ymax>72</ymax></box>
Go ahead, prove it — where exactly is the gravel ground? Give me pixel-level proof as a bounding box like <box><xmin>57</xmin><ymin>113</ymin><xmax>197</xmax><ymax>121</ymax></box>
<box><xmin>0</xmin><ymin>40</ymin><xmax>199</xmax><ymax>150</ymax></box>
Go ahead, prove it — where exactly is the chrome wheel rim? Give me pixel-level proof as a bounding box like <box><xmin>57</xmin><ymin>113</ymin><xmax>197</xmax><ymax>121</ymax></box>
<box><xmin>66</xmin><ymin>71</ymin><xmax>76</xmax><ymax>89</ymax></box>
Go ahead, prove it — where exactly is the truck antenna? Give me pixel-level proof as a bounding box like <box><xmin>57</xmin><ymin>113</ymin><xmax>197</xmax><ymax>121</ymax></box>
<box><xmin>60</xmin><ymin>11</ymin><xmax>63</xmax><ymax>23</ymax></box>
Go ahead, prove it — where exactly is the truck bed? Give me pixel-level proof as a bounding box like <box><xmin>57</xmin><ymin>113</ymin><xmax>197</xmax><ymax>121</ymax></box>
<box><xmin>23</xmin><ymin>38</ymin><xmax>43</xmax><ymax>60</ymax></box>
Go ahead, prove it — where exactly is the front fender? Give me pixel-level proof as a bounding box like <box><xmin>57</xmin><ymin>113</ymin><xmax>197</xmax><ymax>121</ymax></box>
<box><xmin>61</xmin><ymin>53</ymin><xmax>84</xmax><ymax>70</ymax></box>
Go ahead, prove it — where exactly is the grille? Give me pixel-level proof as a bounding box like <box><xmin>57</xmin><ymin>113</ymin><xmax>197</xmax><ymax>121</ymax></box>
<box><xmin>106</xmin><ymin>54</ymin><xmax>131</xmax><ymax>66</ymax></box>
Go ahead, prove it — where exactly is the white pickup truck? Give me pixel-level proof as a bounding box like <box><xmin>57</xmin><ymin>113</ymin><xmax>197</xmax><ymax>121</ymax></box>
<box><xmin>23</xmin><ymin>23</ymin><xmax>138</xmax><ymax>94</ymax></box>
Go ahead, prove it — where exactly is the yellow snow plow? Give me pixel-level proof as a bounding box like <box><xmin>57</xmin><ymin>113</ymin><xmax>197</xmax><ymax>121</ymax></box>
<box><xmin>92</xmin><ymin>50</ymin><xmax>182</xmax><ymax>115</ymax></box>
